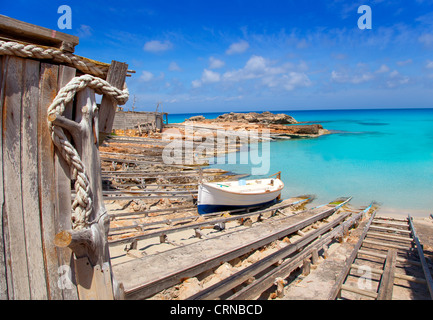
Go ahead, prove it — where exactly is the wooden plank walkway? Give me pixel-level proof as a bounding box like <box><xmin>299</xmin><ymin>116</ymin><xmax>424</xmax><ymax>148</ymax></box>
<box><xmin>112</xmin><ymin>199</ymin><xmax>349</xmax><ymax>300</ymax></box>
<box><xmin>328</xmin><ymin>213</ymin><xmax>433</xmax><ymax>300</ymax></box>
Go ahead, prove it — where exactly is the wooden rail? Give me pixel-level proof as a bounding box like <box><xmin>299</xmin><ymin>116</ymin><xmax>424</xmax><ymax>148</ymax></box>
<box><xmin>188</xmin><ymin>203</ymin><xmax>366</xmax><ymax>300</ymax></box>
<box><xmin>108</xmin><ymin>197</ymin><xmax>314</xmax><ymax>246</ymax></box>
<box><xmin>115</xmin><ymin>198</ymin><xmax>351</xmax><ymax>299</ymax></box>
<box><xmin>228</xmin><ymin>203</ymin><xmax>374</xmax><ymax>300</ymax></box>
<box><xmin>408</xmin><ymin>215</ymin><xmax>433</xmax><ymax>299</ymax></box>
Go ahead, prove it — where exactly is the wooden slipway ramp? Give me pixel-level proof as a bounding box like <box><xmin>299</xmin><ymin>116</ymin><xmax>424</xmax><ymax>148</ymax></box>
<box><xmin>112</xmin><ymin>200</ymin><xmax>347</xmax><ymax>299</ymax></box>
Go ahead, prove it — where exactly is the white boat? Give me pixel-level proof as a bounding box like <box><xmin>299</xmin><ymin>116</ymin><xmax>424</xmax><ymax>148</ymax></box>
<box><xmin>197</xmin><ymin>174</ymin><xmax>284</xmax><ymax>214</ymax></box>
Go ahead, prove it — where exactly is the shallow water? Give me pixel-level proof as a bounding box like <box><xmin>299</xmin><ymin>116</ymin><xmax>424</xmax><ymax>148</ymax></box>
<box><xmin>169</xmin><ymin>109</ymin><xmax>433</xmax><ymax>217</ymax></box>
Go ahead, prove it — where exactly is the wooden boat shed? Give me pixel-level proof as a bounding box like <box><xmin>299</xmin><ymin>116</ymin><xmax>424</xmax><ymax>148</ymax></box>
<box><xmin>0</xmin><ymin>15</ymin><xmax>131</xmax><ymax>299</ymax></box>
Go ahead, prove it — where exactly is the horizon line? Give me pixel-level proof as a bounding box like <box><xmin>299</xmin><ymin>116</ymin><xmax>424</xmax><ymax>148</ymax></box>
<box><xmin>165</xmin><ymin>106</ymin><xmax>433</xmax><ymax>115</ymax></box>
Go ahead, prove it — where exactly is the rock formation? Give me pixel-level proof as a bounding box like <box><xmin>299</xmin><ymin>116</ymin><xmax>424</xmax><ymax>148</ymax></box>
<box><xmin>188</xmin><ymin>111</ymin><xmax>297</xmax><ymax>125</ymax></box>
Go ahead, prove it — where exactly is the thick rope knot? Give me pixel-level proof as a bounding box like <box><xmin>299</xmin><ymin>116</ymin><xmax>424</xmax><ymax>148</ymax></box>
<box><xmin>48</xmin><ymin>75</ymin><xmax>129</xmax><ymax>229</ymax></box>
<box><xmin>0</xmin><ymin>40</ymin><xmax>108</xmax><ymax>78</ymax></box>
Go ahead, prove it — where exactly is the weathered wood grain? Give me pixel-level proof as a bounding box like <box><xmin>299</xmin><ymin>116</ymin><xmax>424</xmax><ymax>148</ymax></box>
<box><xmin>55</xmin><ymin>65</ymin><xmax>79</xmax><ymax>300</ymax></box>
<box><xmin>38</xmin><ymin>62</ymin><xmax>62</xmax><ymax>299</ymax></box>
<box><xmin>0</xmin><ymin>55</ymin><xmax>8</xmax><ymax>300</ymax></box>
<box><xmin>21</xmin><ymin>58</ymin><xmax>47</xmax><ymax>299</ymax></box>
<box><xmin>0</xmin><ymin>14</ymin><xmax>79</xmax><ymax>52</ymax></box>
<box><xmin>98</xmin><ymin>61</ymin><xmax>128</xmax><ymax>140</ymax></box>
<box><xmin>377</xmin><ymin>249</ymin><xmax>397</xmax><ymax>300</ymax></box>
<box><xmin>2</xmin><ymin>55</ymin><xmax>30</xmax><ymax>299</ymax></box>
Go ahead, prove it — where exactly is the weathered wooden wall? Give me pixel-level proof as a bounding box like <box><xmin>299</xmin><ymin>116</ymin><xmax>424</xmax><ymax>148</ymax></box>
<box><xmin>112</xmin><ymin>111</ymin><xmax>167</xmax><ymax>130</ymax></box>
<box><xmin>0</xmin><ymin>55</ymin><xmax>79</xmax><ymax>299</ymax></box>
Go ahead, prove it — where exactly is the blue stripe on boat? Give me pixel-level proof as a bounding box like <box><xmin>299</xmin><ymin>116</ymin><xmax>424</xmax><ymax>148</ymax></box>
<box><xmin>197</xmin><ymin>199</ymin><xmax>278</xmax><ymax>215</ymax></box>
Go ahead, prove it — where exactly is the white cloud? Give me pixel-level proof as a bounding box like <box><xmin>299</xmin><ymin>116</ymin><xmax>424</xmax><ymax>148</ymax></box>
<box><xmin>168</xmin><ymin>61</ymin><xmax>182</xmax><ymax>71</ymax></box>
<box><xmin>426</xmin><ymin>60</ymin><xmax>433</xmax><ymax>68</ymax></box>
<box><xmin>223</xmin><ymin>56</ymin><xmax>276</xmax><ymax>82</ymax></box>
<box><xmin>282</xmin><ymin>72</ymin><xmax>312</xmax><ymax>91</ymax></box>
<box><xmin>221</xmin><ymin>55</ymin><xmax>311</xmax><ymax>91</ymax></box>
<box><xmin>201</xmin><ymin>69</ymin><xmax>221</xmax><ymax>83</ymax></box>
<box><xmin>376</xmin><ymin>64</ymin><xmax>390</xmax><ymax>74</ymax></box>
<box><xmin>331</xmin><ymin>70</ymin><xmax>374</xmax><ymax>84</ymax></box>
<box><xmin>191</xmin><ymin>79</ymin><xmax>202</xmax><ymax>88</ymax></box>
<box><xmin>386</xmin><ymin>70</ymin><xmax>409</xmax><ymax>88</ymax></box>
<box><xmin>418</xmin><ymin>33</ymin><xmax>433</xmax><ymax>46</ymax></box>
<box><xmin>77</xmin><ymin>24</ymin><xmax>92</xmax><ymax>38</ymax></box>
<box><xmin>143</xmin><ymin>40</ymin><xmax>173</xmax><ymax>53</ymax></box>
<box><xmin>140</xmin><ymin>70</ymin><xmax>154</xmax><ymax>81</ymax></box>
<box><xmin>397</xmin><ymin>59</ymin><xmax>413</xmax><ymax>66</ymax></box>
<box><xmin>209</xmin><ymin>57</ymin><xmax>225</xmax><ymax>69</ymax></box>
<box><xmin>226</xmin><ymin>40</ymin><xmax>249</xmax><ymax>55</ymax></box>
<box><xmin>191</xmin><ymin>69</ymin><xmax>221</xmax><ymax>88</ymax></box>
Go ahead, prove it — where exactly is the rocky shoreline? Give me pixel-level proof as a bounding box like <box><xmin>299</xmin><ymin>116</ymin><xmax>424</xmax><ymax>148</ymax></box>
<box><xmin>185</xmin><ymin>111</ymin><xmax>330</xmax><ymax>139</ymax></box>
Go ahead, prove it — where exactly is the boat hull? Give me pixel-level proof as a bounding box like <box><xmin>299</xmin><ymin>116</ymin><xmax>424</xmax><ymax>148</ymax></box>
<box><xmin>197</xmin><ymin>199</ymin><xmax>278</xmax><ymax>215</ymax></box>
<box><xmin>197</xmin><ymin>179</ymin><xmax>283</xmax><ymax>214</ymax></box>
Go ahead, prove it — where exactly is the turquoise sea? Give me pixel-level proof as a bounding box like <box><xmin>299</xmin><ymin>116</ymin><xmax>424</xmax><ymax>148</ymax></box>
<box><xmin>168</xmin><ymin>109</ymin><xmax>433</xmax><ymax>217</ymax></box>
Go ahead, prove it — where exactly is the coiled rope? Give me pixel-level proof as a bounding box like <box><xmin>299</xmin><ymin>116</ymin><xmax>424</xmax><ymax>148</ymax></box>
<box><xmin>47</xmin><ymin>74</ymin><xmax>129</xmax><ymax>229</ymax></box>
<box><xmin>1</xmin><ymin>39</ymin><xmax>130</xmax><ymax>229</ymax></box>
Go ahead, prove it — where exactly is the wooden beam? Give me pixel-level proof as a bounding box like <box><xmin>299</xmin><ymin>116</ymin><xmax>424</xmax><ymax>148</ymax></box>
<box><xmin>21</xmin><ymin>58</ymin><xmax>48</xmax><ymax>299</ymax></box>
<box><xmin>0</xmin><ymin>14</ymin><xmax>79</xmax><ymax>52</ymax></box>
<box><xmin>328</xmin><ymin>209</ymin><xmax>378</xmax><ymax>300</ymax></box>
<box><xmin>55</xmin><ymin>65</ymin><xmax>79</xmax><ymax>300</ymax></box>
<box><xmin>341</xmin><ymin>284</ymin><xmax>378</xmax><ymax>299</ymax></box>
<box><xmin>377</xmin><ymin>249</ymin><xmax>397</xmax><ymax>300</ymax></box>
<box><xmin>38</xmin><ymin>62</ymin><xmax>63</xmax><ymax>299</ymax></box>
<box><xmin>98</xmin><ymin>61</ymin><xmax>128</xmax><ymax>142</ymax></box>
<box><xmin>229</xmin><ymin>205</ymin><xmax>369</xmax><ymax>300</ymax></box>
<box><xmin>2</xmin><ymin>56</ymin><xmax>30</xmax><ymax>299</ymax></box>
<box><xmin>0</xmin><ymin>56</ymin><xmax>7</xmax><ymax>300</ymax></box>
<box><xmin>408</xmin><ymin>215</ymin><xmax>433</xmax><ymax>299</ymax></box>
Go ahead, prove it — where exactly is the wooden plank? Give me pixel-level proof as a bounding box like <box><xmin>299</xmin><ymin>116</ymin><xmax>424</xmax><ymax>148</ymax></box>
<box><xmin>408</xmin><ymin>215</ymin><xmax>433</xmax><ymax>299</ymax></box>
<box><xmin>121</xmin><ymin>203</ymin><xmax>342</xmax><ymax>299</ymax></box>
<box><xmin>55</xmin><ymin>65</ymin><xmax>79</xmax><ymax>300</ymax></box>
<box><xmin>341</xmin><ymin>284</ymin><xmax>378</xmax><ymax>299</ymax></box>
<box><xmin>372</xmin><ymin>220</ymin><xmax>409</xmax><ymax>228</ymax></box>
<box><xmin>230</xmin><ymin>205</ymin><xmax>371</xmax><ymax>300</ymax></box>
<box><xmin>362</xmin><ymin>239</ymin><xmax>412</xmax><ymax>251</ymax></box>
<box><xmin>109</xmin><ymin>198</ymin><xmax>311</xmax><ymax>246</ymax></box>
<box><xmin>2</xmin><ymin>56</ymin><xmax>31</xmax><ymax>299</ymax></box>
<box><xmin>0</xmin><ymin>14</ymin><xmax>79</xmax><ymax>52</ymax></box>
<box><xmin>189</xmin><ymin>210</ymin><xmax>353</xmax><ymax>300</ymax></box>
<box><xmin>0</xmin><ymin>55</ymin><xmax>8</xmax><ymax>300</ymax></box>
<box><xmin>98</xmin><ymin>61</ymin><xmax>128</xmax><ymax>140</ymax></box>
<box><xmin>351</xmin><ymin>264</ymin><xmax>426</xmax><ymax>285</ymax></box>
<box><xmin>38</xmin><ymin>62</ymin><xmax>63</xmax><ymax>299</ymax></box>
<box><xmin>366</xmin><ymin>231</ymin><xmax>413</xmax><ymax>243</ymax></box>
<box><xmin>369</xmin><ymin>225</ymin><xmax>412</xmax><ymax>234</ymax></box>
<box><xmin>377</xmin><ymin>249</ymin><xmax>397</xmax><ymax>300</ymax></box>
<box><xmin>21</xmin><ymin>58</ymin><xmax>48</xmax><ymax>299</ymax></box>
<box><xmin>328</xmin><ymin>209</ymin><xmax>378</xmax><ymax>300</ymax></box>
<box><xmin>358</xmin><ymin>249</ymin><xmax>421</xmax><ymax>267</ymax></box>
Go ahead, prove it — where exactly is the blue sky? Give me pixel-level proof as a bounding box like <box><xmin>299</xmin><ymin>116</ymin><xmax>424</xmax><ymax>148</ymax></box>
<box><xmin>3</xmin><ymin>0</ymin><xmax>433</xmax><ymax>113</ymax></box>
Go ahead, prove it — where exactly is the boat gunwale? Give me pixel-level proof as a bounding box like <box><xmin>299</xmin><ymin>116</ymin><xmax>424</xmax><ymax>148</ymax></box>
<box><xmin>200</xmin><ymin>178</ymin><xmax>284</xmax><ymax>196</ymax></box>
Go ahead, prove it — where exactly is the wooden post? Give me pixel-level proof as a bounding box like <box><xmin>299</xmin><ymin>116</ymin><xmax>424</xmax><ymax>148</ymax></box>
<box><xmin>302</xmin><ymin>258</ymin><xmax>311</xmax><ymax>276</ymax></box>
<box><xmin>311</xmin><ymin>248</ymin><xmax>319</xmax><ymax>265</ymax></box>
<box><xmin>55</xmin><ymin>65</ymin><xmax>79</xmax><ymax>300</ymax></box>
<box><xmin>98</xmin><ymin>61</ymin><xmax>128</xmax><ymax>143</ymax></box>
<box><xmin>53</xmin><ymin>87</ymin><xmax>120</xmax><ymax>299</ymax></box>
<box><xmin>2</xmin><ymin>56</ymin><xmax>31</xmax><ymax>299</ymax></box>
<box><xmin>0</xmin><ymin>56</ymin><xmax>7</xmax><ymax>300</ymax></box>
